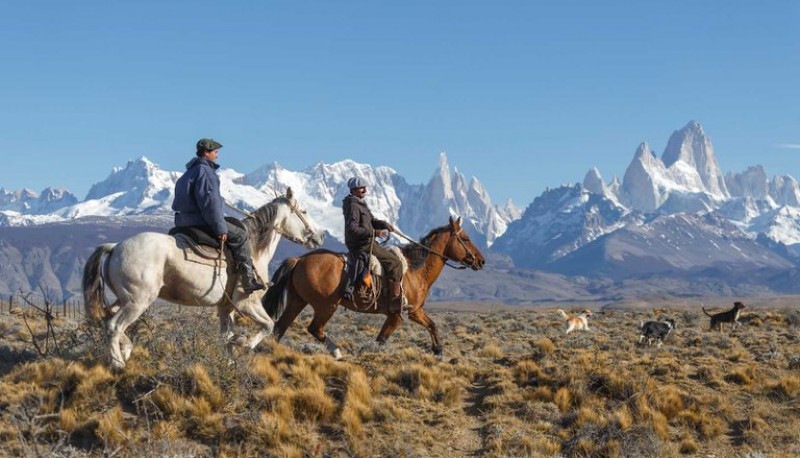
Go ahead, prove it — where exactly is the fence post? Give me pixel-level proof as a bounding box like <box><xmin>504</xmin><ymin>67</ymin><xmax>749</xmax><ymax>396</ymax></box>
<box><xmin>8</xmin><ymin>294</ymin><xmax>13</xmax><ymax>313</ymax></box>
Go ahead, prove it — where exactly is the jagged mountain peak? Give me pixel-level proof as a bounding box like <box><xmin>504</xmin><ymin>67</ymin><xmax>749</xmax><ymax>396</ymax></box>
<box><xmin>662</xmin><ymin>120</ymin><xmax>728</xmax><ymax>198</ymax></box>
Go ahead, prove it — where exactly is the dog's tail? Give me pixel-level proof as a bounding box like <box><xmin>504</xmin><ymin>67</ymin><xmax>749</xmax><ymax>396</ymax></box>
<box><xmin>701</xmin><ymin>305</ymin><xmax>713</xmax><ymax>317</ymax></box>
<box><xmin>557</xmin><ymin>309</ymin><xmax>568</xmax><ymax>320</ymax></box>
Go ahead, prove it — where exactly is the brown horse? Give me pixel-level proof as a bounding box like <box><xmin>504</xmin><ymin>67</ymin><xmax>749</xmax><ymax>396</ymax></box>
<box><xmin>262</xmin><ymin>216</ymin><xmax>485</xmax><ymax>358</ymax></box>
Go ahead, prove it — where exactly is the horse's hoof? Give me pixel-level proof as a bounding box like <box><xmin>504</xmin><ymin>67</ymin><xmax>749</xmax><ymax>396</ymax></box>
<box><xmin>233</xmin><ymin>335</ymin><xmax>248</xmax><ymax>347</ymax></box>
<box><xmin>433</xmin><ymin>346</ymin><xmax>443</xmax><ymax>357</ymax></box>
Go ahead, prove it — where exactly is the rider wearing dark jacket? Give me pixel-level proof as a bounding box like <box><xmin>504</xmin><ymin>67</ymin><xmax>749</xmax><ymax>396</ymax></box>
<box><xmin>173</xmin><ymin>138</ymin><xmax>266</xmax><ymax>293</ymax></box>
<box><xmin>342</xmin><ymin>177</ymin><xmax>404</xmax><ymax>312</ymax></box>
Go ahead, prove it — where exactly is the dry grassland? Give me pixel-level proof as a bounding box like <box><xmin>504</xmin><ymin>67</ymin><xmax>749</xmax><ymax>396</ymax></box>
<box><xmin>1</xmin><ymin>303</ymin><xmax>800</xmax><ymax>457</ymax></box>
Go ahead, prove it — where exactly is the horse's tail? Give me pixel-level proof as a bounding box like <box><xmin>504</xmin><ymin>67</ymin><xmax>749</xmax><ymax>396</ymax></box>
<box><xmin>83</xmin><ymin>243</ymin><xmax>116</xmax><ymax>323</ymax></box>
<box><xmin>263</xmin><ymin>257</ymin><xmax>300</xmax><ymax>320</ymax></box>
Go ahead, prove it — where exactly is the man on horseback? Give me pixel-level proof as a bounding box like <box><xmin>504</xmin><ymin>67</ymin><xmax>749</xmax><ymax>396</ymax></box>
<box><xmin>342</xmin><ymin>177</ymin><xmax>404</xmax><ymax>313</ymax></box>
<box><xmin>172</xmin><ymin>138</ymin><xmax>266</xmax><ymax>294</ymax></box>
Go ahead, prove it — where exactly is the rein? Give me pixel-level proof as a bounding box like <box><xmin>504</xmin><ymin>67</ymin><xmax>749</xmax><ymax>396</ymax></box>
<box><xmin>392</xmin><ymin>230</ymin><xmax>469</xmax><ymax>270</ymax></box>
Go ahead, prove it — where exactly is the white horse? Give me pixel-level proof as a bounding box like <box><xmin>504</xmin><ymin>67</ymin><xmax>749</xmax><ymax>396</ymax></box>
<box><xmin>83</xmin><ymin>188</ymin><xmax>324</xmax><ymax>369</ymax></box>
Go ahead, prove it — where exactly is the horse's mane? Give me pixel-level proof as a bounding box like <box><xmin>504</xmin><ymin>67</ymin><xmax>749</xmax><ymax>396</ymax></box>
<box><xmin>402</xmin><ymin>225</ymin><xmax>450</xmax><ymax>269</ymax></box>
<box><xmin>242</xmin><ymin>198</ymin><xmax>283</xmax><ymax>250</ymax></box>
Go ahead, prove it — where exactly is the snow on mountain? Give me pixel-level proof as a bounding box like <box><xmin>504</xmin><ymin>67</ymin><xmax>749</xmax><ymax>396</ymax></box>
<box><xmin>746</xmin><ymin>206</ymin><xmax>800</xmax><ymax>246</ymax></box>
<box><xmin>547</xmin><ymin>212</ymin><xmax>793</xmax><ymax>279</ymax></box>
<box><xmin>0</xmin><ymin>187</ymin><xmax>78</xmax><ymax>214</ymax></box>
<box><xmin>241</xmin><ymin>153</ymin><xmax>513</xmax><ymax>247</ymax></box>
<box><xmin>582</xmin><ymin>167</ymin><xmax>622</xmax><ymax>206</ymax></box>
<box><xmin>1</xmin><ymin>154</ymin><xmax>513</xmax><ymax>247</ymax></box>
<box><xmin>769</xmin><ymin>175</ymin><xmax>800</xmax><ymax>207</ymax></box>
<box><xmin>620</xmin><ymin>121</ymin><xmax>728</xmax><ymax>214</ymax></box>
<box><xmin>81</xmin><ymin>157</ymin><xmax>181</xmax><ymax>215</ymax></box>
<box><xmin>492</xmin><ymin>184</ymin><xmax>636</xmax><ymax>268</ymax></box>
<box><xmin>725</xmin><ymin>166</ymin><xmax>769</xmax><ymax>200</ymax></box>
<box><xmin>398</xmin><ymin>153</ymin><xmax>512</xmax><ymax>247</ymax></box>
<box><xmin>661</xmin><ymin>121</ymin><xmax>729</xmax><ymax>199</ymax></box>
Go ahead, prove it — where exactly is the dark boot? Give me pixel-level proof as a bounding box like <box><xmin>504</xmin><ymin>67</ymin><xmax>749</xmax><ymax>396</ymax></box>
<box><xmin>237</xmin><ymin>262</ymin><xmax>266</xmax><ymax>294</ymax></box>
<box><xmin>388</xmin><ymin>280</ymin><xmax>403</xmax><ymax>314</ymax></box>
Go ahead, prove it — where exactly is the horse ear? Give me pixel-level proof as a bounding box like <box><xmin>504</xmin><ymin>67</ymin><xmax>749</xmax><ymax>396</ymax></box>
<box><xmin>286</xmin><ymin>187</ymin><xmax>293</xmax><ymax>199</ymax></box>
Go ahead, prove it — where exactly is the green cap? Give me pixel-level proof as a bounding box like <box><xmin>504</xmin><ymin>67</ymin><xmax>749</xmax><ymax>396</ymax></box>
<box><xmin>196</xmin><ymin>138</ymin><xmax>223</xmax><ymax>152</ymax></box>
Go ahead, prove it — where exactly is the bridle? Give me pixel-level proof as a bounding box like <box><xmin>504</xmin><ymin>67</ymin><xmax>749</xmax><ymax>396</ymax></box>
<box><xmin>394</xmin><ymin>227</ymin><xmax>481</xmax><ymax>270</ymax></box>
<box><xmin>279</xmin><ymin>198</ymin><xmax>318</xmax><ymax>247</ymax></box>
<box><xmin>449</xmin><ymin>228</ymin><xmax>482</xmax><ymax>270</ymax></box>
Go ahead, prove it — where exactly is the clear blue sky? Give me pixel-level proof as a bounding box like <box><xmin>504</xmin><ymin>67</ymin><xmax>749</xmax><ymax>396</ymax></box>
<box><xmin>1</xmin><ymin>1</ymin><xmax>798</xmax><ymax>207</ymax></box>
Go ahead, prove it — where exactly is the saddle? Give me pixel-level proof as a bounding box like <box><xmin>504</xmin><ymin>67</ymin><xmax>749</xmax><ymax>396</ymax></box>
<box><xmin>341</xmin><ymin>246</ymin><xmax>409</xmax><ymax>310</ymax></box>
<box><xmin>168</xmin><ymin>217</ymin><xmax>245</xmax><ymax>267</ymax></box>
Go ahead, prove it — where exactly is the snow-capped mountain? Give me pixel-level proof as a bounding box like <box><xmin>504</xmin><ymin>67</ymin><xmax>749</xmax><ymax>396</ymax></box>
<box><xmin>399</xmin><ymin>153</ymin><xmax>512</xmax><ymax>247</ymax></box>
<box><xmin>0</xmin><ymin>187</ymin><xmax>78</xmax><ymax>214</ymax></box>
<box><xmin>492</xmin><ymin>120</ymin><xmax>800</xmax><ymax>276</ymax></box>
<box><xmin>492</xmin><ymin>184</ymin><xmax>638</xmax><ymax>268</ymax></box>
<box><xmin>619</xmin><ymin>121</ymin><xmax>728</xmax><ymax>214</ymax></box>
<box><xmin>0</xmin><ymin>154</ymin><xmax>516</xmax><ymax>247</ymax></box>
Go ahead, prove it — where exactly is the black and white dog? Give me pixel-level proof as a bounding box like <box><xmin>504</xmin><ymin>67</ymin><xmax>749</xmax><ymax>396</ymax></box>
<box><xmin>639</xmin><ymin>318</ymin><xmax>676</xmax><ymax>347</ymax></box>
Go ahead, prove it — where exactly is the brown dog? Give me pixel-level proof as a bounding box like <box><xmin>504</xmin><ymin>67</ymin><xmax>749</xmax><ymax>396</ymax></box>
<box><xmin>702</xmin><ymin>301</ymin><xmax>745</xmax><ymax>333</ymax></box>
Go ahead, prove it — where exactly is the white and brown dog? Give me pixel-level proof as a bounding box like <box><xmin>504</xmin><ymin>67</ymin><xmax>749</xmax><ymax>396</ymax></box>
<box><xmin>557</xmin><ymin>309</ymin><xmax>593</xmax><ymax>334</ymax></box>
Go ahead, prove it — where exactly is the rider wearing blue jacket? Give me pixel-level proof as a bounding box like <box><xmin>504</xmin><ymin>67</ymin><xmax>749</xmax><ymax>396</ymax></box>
<box><xmin>173</xmin><ymin>138</ymin><xmax>266</xmax><ymax>293</ymax></box>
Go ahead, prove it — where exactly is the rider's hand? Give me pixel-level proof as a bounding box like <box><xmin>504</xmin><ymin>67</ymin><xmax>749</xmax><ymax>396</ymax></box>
<box><xmin>386</xmin><ymin>224</ymin><xmax>395</xmax><ymax>233</ymax></box>
<box><xmin>218</xmin><ymin>233</ymin><xmax>228</xmax><ymax>243</ymax></box>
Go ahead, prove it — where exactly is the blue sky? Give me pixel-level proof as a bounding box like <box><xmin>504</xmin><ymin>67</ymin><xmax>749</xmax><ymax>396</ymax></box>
<box><xmin>1</xmin><ymin>1</ymin><xmax>798</xmax><ymax>207</ymax></box>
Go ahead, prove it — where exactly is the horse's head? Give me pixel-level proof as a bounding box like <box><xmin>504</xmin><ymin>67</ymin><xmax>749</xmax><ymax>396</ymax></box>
<box><xmin>443</xmin><ymin>216</ymin><xmax>485</xmax><ymax>270</ymax></box>
<box><xmin>273</xmin><ymin>187</ymin><xmax>325</xmax><ymax>249</ymax></box>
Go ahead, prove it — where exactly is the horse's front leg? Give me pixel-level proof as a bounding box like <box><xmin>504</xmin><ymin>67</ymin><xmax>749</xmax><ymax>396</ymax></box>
<box><xmin>217</xmin><ymin>303</ymin><xmax>235</xmax><ymax>341</ymax></box>
<box><xmin>231</xmin><ymin>293</ymin><xmax>275</xmax><ymax>350</ymax></box>
<box><xmin>307</xmin><ymin>305</ymin><xmax>342</xmax><ymax>360</ymax></box>
<box><xmin>407</xmin><ymin>308</ymin><xmax>443</xmax><ymax>356</ymax></box>
<box><xmin>376</xmin><ymin>313</ymin><xmax>404</xmax><ymax>346</ymax></box>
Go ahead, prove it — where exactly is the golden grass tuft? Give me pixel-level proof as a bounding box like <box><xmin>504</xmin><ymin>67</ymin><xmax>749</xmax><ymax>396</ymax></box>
<box><xmin>766</xmin><ymin>375</ymin><xmax>800</xmax><ymax>401</ymax></box>
<box><xmin>151</xmin><ymin>386</ymin><xmax>189</xmax><ymax>417</ymax></box>
<box><xmin>724</xmin><ymin>366</ymin><xmax>753</xmax><ymax>386</ymax></box>
<box><xmin>152</xmin><ymin>421</ymin><xmax>182</xmax><ymax>441</ymax></box>
<box><xmin>96</xmin><ymin>406</ymin><xmax>128</xmax><ymax>447</ymax></box>
<box><xmin>183</xmin><ymin>364</ymin><xmax>224</xmax><ymax>409</ymax></box>
<box><xmin>249</xmin><ymin>355</ymin><xmax>281</xmax><ymax>385</ymax></box>
<box><xmin>676</xmin><ymin>408</ymin><xmax>726</xmax><ymax>439</ymax></box>
<box><xmin>554</xmin><ymin>386</ymin><xmax>572</xmax><ymax>412</ymax></box>
<box><xmin>291</xmin><ymin>387</ymin><xmax>337</xmax><ymax>422</ymax></box>
<box><xmin>651</xmin><ymin>385</ymin><xmax>685</xmax><ymax>419</ymax></box>
<box><xmin>611</xmin><ymin>405</ymin><xmax>634</xmax><ymax>431</ymax></box>
<box><xmin>679</xmin><ymin>437</ymin><xmax>699</xmax><ymax>454</ymax></box>
<box><xmin>513</xmin><ymin>359</ymin><xmax>543</xmax><ymax>386</ymax></box>
<box><xmin>533</xmin><ymin>337</ymin><xmax>556</xmax><ymax>355</ymax></box>
<box><xmin>478</xmin><ymin>342</ymin><xmax>504</xmax><ymax>359</ymax></box>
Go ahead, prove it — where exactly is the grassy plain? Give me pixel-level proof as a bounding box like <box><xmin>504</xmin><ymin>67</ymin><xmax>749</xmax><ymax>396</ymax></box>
<box><xmin>1</xmin><ymin>300</ymin><xmax>799</xmax><ymax>457</ymax></box>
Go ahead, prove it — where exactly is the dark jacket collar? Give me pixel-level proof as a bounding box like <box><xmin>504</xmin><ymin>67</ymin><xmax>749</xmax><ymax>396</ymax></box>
<box><xmin>343</xmin><ymin>193</ymin><xmax>363</xmax><ymax>204</ymax></box>
<box><xmin>185</xmin><ymin>157</ymin><xmax>220</xmax><ymax>170</ymax></box>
